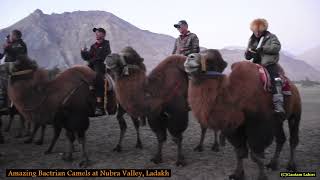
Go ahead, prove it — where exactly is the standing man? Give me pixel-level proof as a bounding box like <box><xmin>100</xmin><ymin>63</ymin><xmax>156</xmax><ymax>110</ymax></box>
<box><xmin>81</xmin><ymin>27</ymin><xmax>111</xmax><ymax>116</ymax></box>
<box><xmin>244</xmin><ymin>18</ymin><xmax>285</xmax><ymax>116</ymax></box>
<box><xmin>172</xmin><ymin>20</ymin><xmax>200</xmax><ymax>56</ymax></box>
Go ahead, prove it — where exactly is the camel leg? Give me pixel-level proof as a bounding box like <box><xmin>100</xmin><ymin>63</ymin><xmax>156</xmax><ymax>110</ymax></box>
<box><xmin>266</xmin><ymin>121</ymin><xmax>286</xmax><ymax>171</ymax></box>
<box><xmin>15</xmin><ymin>115</ymin><xmax>28</xmax><ymax>138</ymax></box>
<box><xmin>62</xmin><ymin>130</ymin><xmax>74</xmax><ymax>162</ymax></box>
<box><xmin>228</xmin><ymin>126</ymin><xmax>247</xmax><ymax>180</ymax></box>
<box><xmin>113</xmin><ymin>106</ymin><xmax>127</xmax><ymax>152</ymax></box>
<box><xmin>287</xmin><ymin>115</ymin><xmax>300</xmax><ymax>171</ymax></box>
<box><xmin>251</xmin><ymin>152</ymin><xmax>268</xmax><ymax>180</ymax></box>
<box><xmin>24</xmin><ymin>123</ymin><xmax>40</xmax><ymax>144</ymax></box>
<box><xmin>172</xmin><ymin>133</ymin><xmax>186</xmax><ymax>166</ymax></box>
<box><xmin>132</xmin><ymin>117</ymin><xmax>143</xmax><ymax>149</ymax></box>
<box><xmin>78</xmin><ymin>131</ymin><xmax>89</xmax><ymax>167</ymax></box>
<box><xmin>219</xmin><ymin>131</ymin><xmax>226</xmax><ymax>146</ymax></box>
<box><xmin>194</xmin><ymin>126</ymin><xmax>206</xmax><ymax>152</ymax></box>
<box><xmin>211</xmin><ymin>130</ymin><xmax>220</xmax><ymax>152</ymax></box>
<box><xmin>140</xmin><ymin>116</ymin><xmax>147</xmax><ymax>126</ymax></box>
<box><xmin>0</xmin><ymin>116</ymin><xmax>4</xmax><ymax>144</ymax></box>
<box><xmin>34</xmin><ymin>125</ymin><xmax>46</xmax><ymax>145</ymax></box>
<box><xmin>229</xmin><ymin>148</ymin><xmax>245</xmax><ymax>180</ymax></box>
<box><xmin>44</xmin><ymin>126</ymin><xmax>62</xmax><ymax>154</ymax></box>
<box><xmin>151</xmin><ymin>130</ymin><xmax>165</xmax><ymax>164</ymax></box>
<box><xmin>4</xmin><ymin>112</ymin><xmax>14</xmax><ymax>132</ymax></box>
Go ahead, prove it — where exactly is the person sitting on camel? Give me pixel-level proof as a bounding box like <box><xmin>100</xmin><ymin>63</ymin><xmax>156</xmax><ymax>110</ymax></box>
<box><xmin>81</xmin><ymin>27</ymin><xmax>111</xmax><ymax>116</ymax></box>
<box><xmin>244</xmin><ymin>18</ymin><xmax>285</xmax><ymax>116</ymax></box>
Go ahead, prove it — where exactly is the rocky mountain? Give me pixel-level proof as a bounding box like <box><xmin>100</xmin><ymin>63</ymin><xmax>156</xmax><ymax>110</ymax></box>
<box><xmin>298</xmin><ymin>45</ymin><xmax>320</xmax><ymax>71</ymax></box>
<box><xmin>0</xmin><ymin>9</ymin><xmax>319</xmax><ymax>81</ymax></box>
<box><xmin>0</xmin><ymin>9</ymin><xmax>175</xmax><ymax>70</ymax></box>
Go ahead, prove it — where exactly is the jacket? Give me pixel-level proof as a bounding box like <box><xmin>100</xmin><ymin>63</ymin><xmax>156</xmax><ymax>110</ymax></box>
<box><xmin>172</xmin><ymin>31</ymin><xmax>200</xmax><ymax>56</ymax></box>
<box><xmin>245</xmin><ymin>31</ymin><xmax>281</xmax><ymax>66</ymax></box>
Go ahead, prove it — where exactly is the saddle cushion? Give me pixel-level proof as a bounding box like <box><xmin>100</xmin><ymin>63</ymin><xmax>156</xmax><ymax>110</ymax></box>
<box><xmin>256</xmin><ymin>64</ymin><xmax>291</xmax><ymax>95</ymax></box>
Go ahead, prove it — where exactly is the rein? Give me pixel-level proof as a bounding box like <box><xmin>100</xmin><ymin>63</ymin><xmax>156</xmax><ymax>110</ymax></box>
<box><xmin>10</xmin><ymin>69</ymin><xmax>34</xmax><ymax>76</ymax></box>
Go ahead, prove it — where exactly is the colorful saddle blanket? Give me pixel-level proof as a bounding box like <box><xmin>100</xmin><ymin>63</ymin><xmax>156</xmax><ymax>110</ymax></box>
<box><xmin>257</xmin><ymin>64</ymin><xmax>291</xmax><ymax>95</ymax></box>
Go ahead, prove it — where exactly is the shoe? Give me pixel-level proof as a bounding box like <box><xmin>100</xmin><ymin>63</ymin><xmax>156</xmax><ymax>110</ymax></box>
<box><xmin>273</xmin><ymin>94</ymin><xmax>285</xmax><ymax>118</ymax></box>
<box><xmin>94</xmin><ymin>106</ymin><xmax>105</xmax><ymax>117</ymax></box>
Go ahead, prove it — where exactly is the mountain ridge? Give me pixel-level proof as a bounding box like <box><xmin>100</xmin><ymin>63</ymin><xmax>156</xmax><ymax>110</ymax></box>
<box><xmin>0</xmin><ymin>9</ymin><xmax>319</xmax><ymax>81</ymax></box>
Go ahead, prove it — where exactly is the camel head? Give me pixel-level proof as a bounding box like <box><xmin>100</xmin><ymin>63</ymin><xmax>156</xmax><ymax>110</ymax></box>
<box><xmin>184</xmin><ymin>49</ymin><xmax>227</xmax><ymax>77</ymax></box>
<box><xmin>106</xmin><ymin>46</ymin><xmax>145</xmax><ymax>77</ymax></box>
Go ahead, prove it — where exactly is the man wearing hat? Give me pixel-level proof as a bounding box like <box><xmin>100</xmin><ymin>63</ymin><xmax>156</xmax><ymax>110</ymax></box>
<box><xmin>81</xmin><ymin>27</ymin><xmax>111</xmax><ymax>116</ymax></box>
<box><xmin>172</xmin><ymin>20</ymin><xmax>199</xmax><ymax>56</ymax></box>
<box><xmin>244</xmin><ymin>18</ymin><xmax>285</xmax><ymax>116</ymax></box>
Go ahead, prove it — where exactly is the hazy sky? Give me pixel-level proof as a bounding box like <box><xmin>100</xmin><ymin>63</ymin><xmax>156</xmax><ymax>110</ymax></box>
<box><xmin>1</xmin><ymin>0</ymin><xmax>319</xmax><ymax>54</ymax></box>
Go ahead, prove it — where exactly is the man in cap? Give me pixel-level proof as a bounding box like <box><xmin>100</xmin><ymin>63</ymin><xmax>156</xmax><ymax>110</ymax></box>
<box><xmin>81</xmin><ymin>27</ymin><xmax>111</xmax><ymax>116</ymax></box>
<box><xmin>172</xmin><ymin>20</ymin><xmax>200</xmax><ymax>56</ymax></box>
<box><xmin>244</xmin><ymin>18</ymin><xmax>285</xmax><ymax>116</ymax></box>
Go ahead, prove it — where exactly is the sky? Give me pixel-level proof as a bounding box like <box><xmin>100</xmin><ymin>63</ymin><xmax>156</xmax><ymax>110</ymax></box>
<box><xmin>1</xmin><ymin>0</ymin><xmax>319</xmax><ymax>55</ymax></box>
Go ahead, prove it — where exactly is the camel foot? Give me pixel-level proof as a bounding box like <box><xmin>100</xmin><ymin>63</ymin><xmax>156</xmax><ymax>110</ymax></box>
<box><xmin>135</xmin><ymin>142</ymin><xmax>143</xmax><ymax>149</ymax></box>
<box><xmin>193</xmin><ymin>145</ymin><xmax>203</xmax><ymax>152</ymax></box>
<box><xmin>286</xmin><ymin>161</ymin><xmax>297</xmax><ymax>172</ymax></box>
<box><xmin>23</xmin><ymin>132</ymin><xmax>31</xmax><ymax>137</ymax></box>
<box><xmin>34</xmin><ymin>140</ymin><xmax>43</xmax><ymax>145</ymax></box>
<box><xmin>150</xmin><ymin>155</ymin><xmax>162</xmax><ymax>164</ymax></box>
<box><xmin>266</xmin><ymin>160</ymin><xmax>279</xmax><ymax>171</ymax></box>
<box><xmin>24</xmin><ymin>138</ymin><xmax>32</xmax><ymax>144</ymax></box>
<box><xmin>79</xmin><ymin>159</ymin><xmax>89</xmax><ymax>168</ymax></box>
<box><xmin>229</xmin><ymin>170</ymin><xmax>244</xmax><ymax>180</ymax></box>
<box><xmin>176</xmin><ymin>156</ymin><xmax>186</xmax><ymax>167</ymax></box>
<box><xmin>44</xmin><ymin>150</ymin><xmax>52</xmax><ymax>155</ymax></box>
<box><xmin>14</xmin><ymin>133</ymin><xmax>23</xmax><ymax>138</ymax></box>
<box><xmin>62</xmin><ymin>153</ymin><xmax>73</xmax><ymax>162</ymax></box>
<box><xmin>211</xmin><ymin>143</ymin><xmax>220</xmax><ymax>152</ymax></box>
<box><xmin>113</xmin><ymin>145</ymin><xmax>122</xmax><ymax>152</ymax></box>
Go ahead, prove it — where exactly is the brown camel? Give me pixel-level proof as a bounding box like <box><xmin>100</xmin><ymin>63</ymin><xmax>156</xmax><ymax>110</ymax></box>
<box><xmin>184</xmin><ymin>49</ymin><xmax>301</xmax><ymax>180</ymax></box>
<box><xmin>7</xmin><ymin>56</ymin><xmax>96</xmax><ymax>167</ymax></box>
<box><xmin>106</xmin><ymin>47</ymin><xmax>189</xmax><ymax>166</ymax></box>
<box><xmin>103</xmin><ymin>73</ymin><xmax>145</xmax><ymax>152</ymax></box>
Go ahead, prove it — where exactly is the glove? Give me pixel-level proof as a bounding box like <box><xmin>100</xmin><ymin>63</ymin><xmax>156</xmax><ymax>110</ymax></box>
<box><xmin>255</xmin><ymin>47</ymin><xmax>263</xmax><ymax>54</ymax></box>
<box><xmin>245</xmin><ymin>49</ymin><xmax>255</xmax><ymax>60</ymax></box>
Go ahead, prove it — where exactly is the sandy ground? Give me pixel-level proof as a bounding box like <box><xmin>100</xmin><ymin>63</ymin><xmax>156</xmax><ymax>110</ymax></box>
<box><xmin>0</xmin><ymin>85</ymin><xmax>319</xmax><ymax>180</ymax></box>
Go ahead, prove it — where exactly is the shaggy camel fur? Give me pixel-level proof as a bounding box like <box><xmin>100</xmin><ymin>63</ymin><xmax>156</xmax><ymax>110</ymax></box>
<box><xmin>106</xmin><ymin>47</ymin><xmax>189</xmax><ymax>166</ymax></box>
<box><xmin>184</xmin><ymin>49</ymin><xmax>301</xmax><ymax>180</ymax></box>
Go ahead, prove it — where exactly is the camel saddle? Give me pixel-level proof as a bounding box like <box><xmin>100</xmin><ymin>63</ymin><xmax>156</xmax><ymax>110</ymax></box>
<box><xmin>256</xmin><ymin>64</ymin><xmax>291</xmax><ymax>96</ymax></box>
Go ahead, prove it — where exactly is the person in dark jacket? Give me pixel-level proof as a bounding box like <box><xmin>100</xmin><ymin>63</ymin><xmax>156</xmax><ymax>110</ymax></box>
<box><xmin>245</xmin><ymin>18</ymin><xmax>285</xmax><ymax>116</ymax></box>
<box><xmin>81</xmin><ymin>27</ymin><xmax>111</xmax><ymax>116</ymax></box>
<box><xmin>172</xmin><ymin>20</ymin><xmax>200</xmax><ymax>56</ymax></box>
<box><xmin>0</xmin><ymin>29</ymin><xmax>28</xmax><ymax>62</ymax></box>
<box><xmin>0</xmin><ymin>30</ymin><xmax>28</xmax><ymax>110</ymax></box>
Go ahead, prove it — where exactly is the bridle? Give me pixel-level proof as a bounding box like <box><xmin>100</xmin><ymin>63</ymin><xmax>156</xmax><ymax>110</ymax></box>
<box><xmin>118</xmin><ymin>54</ymin><xmax>143</xmax><ymax>76</ymax></box>
<box><xmin>198</xmin><ymin>54</ymin><xmax>225</xmax><ymax>78</ymax></box>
